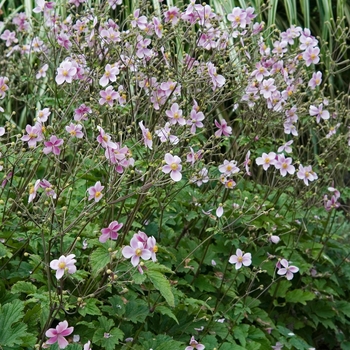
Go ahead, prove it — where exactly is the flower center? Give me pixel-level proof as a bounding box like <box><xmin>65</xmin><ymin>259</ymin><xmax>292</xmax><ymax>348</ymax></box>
<box><xmin>153</xmin><ymin>245</ymin><xmax>158</xmax><ymax>253</ymax></box>
<box><xmin>135</xmin><ymin>248</ymin><xmax>142</xmax><ymax>256</ymax></box>
<box><xmin>62</xmin><ymin>69</ymin><xmax>68</xmax><ymax>77</ymax></box>
<box><xmin>226</xmin><ymin>165</ymin><xmax>232</xmax><ymax>171</ymax></box>
<box><xmin>170</xmin><ymin>163</ymin><xmax>178</xmax><ymax>171</ymax></box>
<box><xmin>282</xmin><ymin>163</ymin><xmax>288</xmax><ymax>169</ymax></box>
<box><xmin>70</xmin><ymin>130</ymin><xmax>76</xmax><ymax>136</ymax></box>
<box><xmin>146</xmin><ymin>131</ymin><xmax>152</xmax><ymax>140</ymax></box>
<box><xmin>58</xmin><ymin>262</ymin><xmax>66</xmax><ymax>269</ymax></box>
<box><xmin>237</xmin><ymin>256</ymin><xmax>243</xmax><ymax>262</ymax></box>
<box><xmin>29</xmin><ymin>186</ymin><xmax>35</xmax><ymax>194</ymax></box>
<box><xmin>29</xmin><ymin>132</ymin><xmax>37</xmax><ymax>139</ymax></box>
<box><xmin>95</xmin><ymin>191</ymin><xmax>101</xmax><ymax>198</ymax></box>
<box><xmin>264</xmin><ymin>157</ymin><xmax>270</xmax><ymax>163</ymax></box>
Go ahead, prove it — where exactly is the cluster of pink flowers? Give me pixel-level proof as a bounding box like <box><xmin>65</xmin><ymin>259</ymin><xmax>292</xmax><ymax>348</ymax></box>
<box><xmin>122</xmin><ymin>231</ymin><xmax>158</xmax><ymax>271</ymax></box>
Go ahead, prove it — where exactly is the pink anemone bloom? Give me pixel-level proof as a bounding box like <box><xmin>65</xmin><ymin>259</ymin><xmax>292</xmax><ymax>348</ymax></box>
<box><xmin>99</xmin><ymin>221</ymin><xmax>123</xmax><ymax>243</ymax></box>
<box><xmin>45</xmin><ymin>321</ymin><xmax>74</xmax><ymax>349</ymax></box>
<box><xmin>229</xmin><ymin>248</ymin><xmax>252</xmax><ymax>270</ymax></box>
<box><xmin>87</xmin><ymin>181</ymin><xmax>104</xmax><ymax>202</ymax></box>
<box><xmin>162</xmin><ymin>153</ymin><xmax>182</xmax><ymax>181</ymax></box>
<box><xmin>122</xmin><ymin>236</ymin><xmax>152</xmax><ymax>267</ymax></box>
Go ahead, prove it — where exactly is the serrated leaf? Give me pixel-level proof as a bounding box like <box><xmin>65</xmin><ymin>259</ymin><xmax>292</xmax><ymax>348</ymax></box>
<box><xmin>145</xmin><ymin>261</ymin><xmax>174</xmax><ymax>274</ymax></box>
<box><xmin>11</xmin><ymin>281</ymin><xmax>37</xmax><ymax>295</ymax></box>
<box><xmin>285</xmin><ymin>290</ymin><xmax>315</xmax><ymax>305</ymax></box>
<box><xmin>233</xmin><ymin>324</ymin><xmax>249</xmax><ymax>347</ymax></box>
<box><xmin>93</xmin><ymin>326</ymin><xmax>124</xmax><ymax>350</ymax></box>
<box><xmin>0</xmin><ymin>300</ymin><xmax>28</xmax><ymax>347</ymax></box>
<box><xmin>78</xmin><ymin>298</ymin><xmax>102</xmax><ymax>316</ymax></box>
<box><xmin>146</xmin><ymin>270</ymin><xmax>175</xmax><ymax>307</ymax></box>
<box><xmin>90</xmin><ymin>247</ymin><xmax>111</xmax><ymax>275</ymax></box>
<box><xmin>268</xmin><ymin>280</ymin><xmax>292</xmax><ymax>298</ymax></box>
<box><xmin>0</xmin><ymin>242</ymin><xmax>12</xmax><ymax>259</ymax></box>
<box><xmin>124</xmin><ymin>299</ymin><xmax>149</xmax><ymax>323</ymax></box>
<box><xmin>155</xmin><ymin>305</ymin><xmax>178</xmax><ymax>324</ymax></box>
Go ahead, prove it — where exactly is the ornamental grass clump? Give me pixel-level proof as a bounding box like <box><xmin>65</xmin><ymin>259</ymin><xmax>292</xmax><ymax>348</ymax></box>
<box><xmin>0</xmin><ymin>1</ymin><xmax>350</xmax><ymax>349</ymax></box>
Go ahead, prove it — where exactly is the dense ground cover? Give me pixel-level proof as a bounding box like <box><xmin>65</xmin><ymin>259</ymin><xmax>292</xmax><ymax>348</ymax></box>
<box><xmin>1</xmin><ymin>1</ymin><xmax>350</xmax><ymax>349</ymax></box>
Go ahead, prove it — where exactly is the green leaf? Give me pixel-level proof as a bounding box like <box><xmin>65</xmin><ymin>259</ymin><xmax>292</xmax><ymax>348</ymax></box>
<box><xmin>285</xmin><ymin>290</ymin><xmax>316</xmax><ymax>305</ymax></box>
<box><xmin>11</xmin><ymin>281</ymin><xmax>37</xmax><ymax>295</ymax></box>
<box><xmin>124</xmin><ymin>299</ymin><xmax>150</xmax><ymax>323</ymax></box>
<box><xmin>93</xmin><ymin>327</ymin><xmax>124</xmax><ymax>350</ymax></box>
<box><xmin>146</xmin><ymin>270</ymin><xmax>175</xmax><ymax>307</ymax></box>
<box><xmin>155</xmin><ymin>305</ymin><xmax>179</xmax><ymax>324</ymax></box>
<box><xmin>78</xmin><ymin>298</ymin><xmax>102</xmax><ymax>316</ymax></box>
<box><xmin>90</xmin><ymin>247</ymin><xmax>111</xmax><ymax>275</ymax></box>
<box><xmin>145</xmin><ymin>261</ymin><xmax>174</xmax><ymax>274</ymax></box>
<box><xmin>233</xmin><ymin>324</ymin><xmax>250</xmax><ymax>347</ymax></box>
<box><xmin>0</xmin><ymin>300</ymin><xmax>28</xmax><ymax>347</ymax></box>
<box><xmin>0</xmin><ymin>242</ymin><xmax>12</xmax><ymax>259</ymax></box>
<box><xmin>269</xmin><ymin>280</ymin><xmax>292</xmax><ymax>298</ymax></box>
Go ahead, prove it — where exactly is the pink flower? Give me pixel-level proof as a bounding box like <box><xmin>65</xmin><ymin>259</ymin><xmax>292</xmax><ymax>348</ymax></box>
<box><xmin>214</xmin><ymin>119</ymin><xmax>232</xmax><ymax>137</ymax></box>
<box><xmin>162</xmin><ymin>153</ymin><xmax>182</xmax><ymax>182</ymax></box>
<box><xmin>207</xmin><ymin>62</ymin><xmax>225</xmax><ymax>90</ymax></box>
<box><xmin>99</xmin><ymin>221</ymin><xmax>123</xmax><ymax>243</ymax></box>
<box><xmin>87</xmin><ymin>181</ymin><xmax>104</xmax><ymax>202</ymax></box>
<box><xmin>187</xmin><ymin>147</ymin><xmax>203</xmax><ymax>166</ymax></box>
<box><xmin>244</xmin><ymin>150</ymin><xmax>251</xmax><ymax>176</ymax></box>
<box><xmin>21</xmin><ymin>123</ymin><xmax>44</xmax><ymax>148</ymax></box>
<box><xmin>218</xmin><ymin>160</ymin><xmax>239</xmax><ymax>175</ymax></box>
<box><xmin>45</xmin><ymin>321</ymin><xmax>74</xmax><ymax>349</ymax></box>
<box><xmin>139</xmin><ymin>121</ymin><xmax>153</xmax><ymax>149</ymax></box>
<box><xmin>309</xmin><ymin>104</ymin><xmax>330</xmax><ymax>123</ymax></box>
<box><xmin>40</xmin><ymin>179</ymin><xmax>57</xmax><ymax>198</ymax></box>
<box><xmin>74</xmin><ymin>104</ymin><xmax>91</xmax><ymax>121</ymax></box>
<box><xmin>166</xmin><ymin>103</ymin><xmax>185</xmax><ymax>125</ymax></box>
<box><xmin>97</xmin><ymin>126</ymin><xmax>117</xmax><ymax>149</ymax></box>
<box><xmin>37</xmin><ymin>108</ymin><xmax>51</xmax><ymax>123</ymax></box>
<box><xmin>122</xmin><ymin>236</ymin><xmax>152</xmax><ymax>267</ymax></box>
<box><xmin>191</xmin><ymin>167</ymin><xmax>209</xmax><ymax>187</ymax></box>
<box><xmin>28</xmin><ymin>179</ymin><xmax>41</xmax><ymax>203</ymax></box>
<box><xmin>272</xmin><ymin>342</ymin><xmax>284</xmax><ymax>350</ymax></box>
<box><xmin>277</xmin><ymin>140</ymin><xmax>293</xmax><ymax>153</ymax></box>
<box><xmin>187</xmin><ymin>109</ymin><xmax>205</xmax><ymax>134</ymax></box>
<box><xmin>216</xmin><ymin>204</ymin><xmax>224</xmax><ymax>218</ymax></box>
<box><xmin>277</xmin><ymin>259</ymin><xmax>299</xmax><ymax>280</ymax></box>
<box><xmin>270</xmin><ymin>235</ymin><xmax>280</xmax><ymax>244</ymax></box>
<box><xmin>50</xmin><ymin>254</ymin><xmax>77</xmax><ymax>280</ymax></box>
<box><xmin>164</xmin><ymin>7</ymin><xmax>180</xmax><ymax>25</ymax></box>
<box><xmin>83</xmin><ymin>340</ymin><xmax>92</xmax><ymax>350</ymax></box>
<box><xmin>36</xmin><ymin>64</ymin><xmax>49</xmax><ymax>79</ymax></box>
<box><xmin>131</xmin><ymin>9</ymin><xmax>148</xmax><ymax>30</ymax></box>
<box><xmin>65</xmin><ymin>123</ymin><xmax>84</xmax><ymax>138</ymax></box>
<box><xmin>155</xmin><ymin>123</ymin><xmax>179</xmax><ymax>144</ymax></box>
<box><xmin>99</xmin><ymin>64</ymin><xmax>119</xmax><ymax>87</ymax></box>
<box><xmin>99</xmin><ymin>86</ymin><xmax>118</xmax><ymax>107</ymax></box>
<box><xmin>43</xmin><ymin>135</ymin><xmax>64</xmax><ymax>155</ymax></box>
<box><xmin>185</xmin><ymin>336</ymin><xmax>205</xmax><ymax>350</ymax></box>
<box><xmin>260</xmin><ymin>78</ymin><xmax>277</xmax><ymax>99</ymax></box>
<box><xmin>55</xmin><ymin>60</ymin><xmax>77</xmax><ymax>85</ymax></box>
<box><xmin>255</xmin><ymin>152</ymin><xmax>276</xmax><ymax>170</ymax></box>
<box><xmin>227</xmin><ymin>7</ymin><xmax>247</xmax><ymax>29</ymax></box>
<box><xmin>33</xmin><ymin>0</ymin><xmax>55</xmax><ymax>13</ymax></box>
<box><xmin>274</xmin><ymin>154</ymin><xmax>295</xmax><ymax>177</ymax></box>
<box><xmin>297</xmin><ymin>164</ymin><xmax>317</xmax><ymax>186</ymax></box>
<box><xmin>0</xmin><ymin>30</ymin><xmax>18</xmax><ymax>47</ymax></box>
<box><xmin>229</xmin><ymin>248</ymin><xmax>252</xmax><ymax>269</ymax></box>
<box><xmin>303</xmin><ymin>46</ymin><xmax>320</xmax><ymax>66</ymax></box>
<box><xmin>308</xmin><ymin>71</ymin><xmax>322</xmax><ymax>89</ymax></box>
<box><xmin>146</xmin><ymin>236</ymin><xmax>158</xmax><ymax>262</ymax></box>
<box><xmin>153</xmin><ymin>17</ymin><xmax>163</xmax><ymax>38</ymax></box>
<box><xmin>57</xmin><ymin>32</ymin><xmax>72</xmax><ymax>50</ymax></box>
<box><xmin>0</xmin><ymin>77</ymin><xmax>9</xmax><ymax>99</ymax></box>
